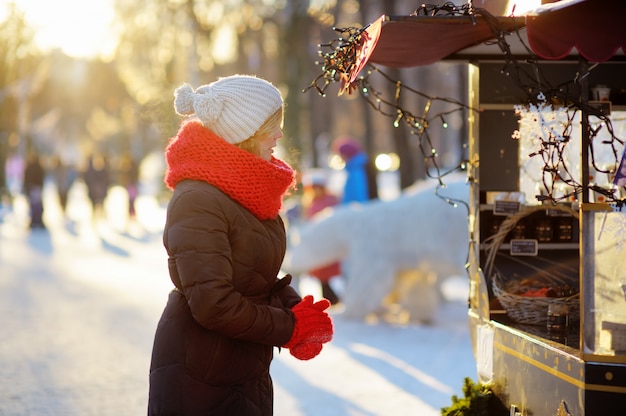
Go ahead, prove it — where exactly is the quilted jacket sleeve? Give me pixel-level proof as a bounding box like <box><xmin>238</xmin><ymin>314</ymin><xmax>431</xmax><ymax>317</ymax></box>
<box><xmin>164</xmin><ymin>184</ymin><xmax>295</xmax><ymax>347</ymax></box>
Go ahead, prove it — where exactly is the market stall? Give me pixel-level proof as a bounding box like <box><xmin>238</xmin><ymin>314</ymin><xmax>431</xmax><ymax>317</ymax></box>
<box><xmin>309</xmin><ymin>1</ymin><xmax>626</xmax><ymax>414</ymax></box>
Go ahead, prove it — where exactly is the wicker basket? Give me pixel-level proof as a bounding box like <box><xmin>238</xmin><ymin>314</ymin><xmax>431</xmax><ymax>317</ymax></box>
<box><xmin>492</xmin><ymin>270</ymin><xmax>579</xmax><ymax>325</ymax></box>
<box><xmin>484</xmin><ymin>204</ymin><xmax>580</xmax><ymax>325</ymax></box>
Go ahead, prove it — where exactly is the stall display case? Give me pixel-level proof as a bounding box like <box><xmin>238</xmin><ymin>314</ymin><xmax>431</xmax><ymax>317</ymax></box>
<box><xmin>584</xmin><ymin>208</ymin><xmax>626</xmax><ymax>357</ymax></box>
<box><xmin>467</xmin><ymin>61</ymin><xmax>626</xmax><ymax>415</ymax></box>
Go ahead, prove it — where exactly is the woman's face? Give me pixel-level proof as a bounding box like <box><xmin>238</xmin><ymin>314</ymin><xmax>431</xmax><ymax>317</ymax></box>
<box><xmin>257</xmin><ymin>126</ymin><xmax>283</xmax><ymax>161</ymax></box>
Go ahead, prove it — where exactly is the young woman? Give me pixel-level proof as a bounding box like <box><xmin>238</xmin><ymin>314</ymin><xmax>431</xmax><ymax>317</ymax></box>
<box><xmin>148</xmin><ymin>75</ymin><xmax>334</xmax><ymax>415</ymax></box>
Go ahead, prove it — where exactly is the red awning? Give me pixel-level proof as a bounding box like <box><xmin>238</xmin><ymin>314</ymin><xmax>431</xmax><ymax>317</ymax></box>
<box><xmin>366</xmin><ymin>15</ymin><xmax>523</xmax><ymax>68</ymax></box>
<box><xmin>526</xmin><ymin>0</ymin><xmax>626</xmax><ymax>62</ymax></box>
<box><xmin>346</xmin><ymin>0</ymin><xmax>625</xmax><ymax>89</ymax></box>
<box><xmin>343</xmin><ymin>13</ymin><xmax>523</xmax><ymax>90</ymax></box>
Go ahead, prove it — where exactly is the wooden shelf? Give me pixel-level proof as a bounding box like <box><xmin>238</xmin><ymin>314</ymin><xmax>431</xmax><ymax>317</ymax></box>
<box><xmin>480</xmin><ymin>242</ymin><xmax>578</xmax><ymax>251</ymax></box>
<box><xmin>479</xmin><ymin>103</ymin><xmax>626</xmax><ymax>111</ymax></box>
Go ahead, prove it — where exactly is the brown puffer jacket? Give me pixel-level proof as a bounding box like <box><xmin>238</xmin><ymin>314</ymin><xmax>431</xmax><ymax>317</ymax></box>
<box><xmin>148</xmin><ymin>180</ymin><xmax>302</xmax><ymax>415</ymax></box>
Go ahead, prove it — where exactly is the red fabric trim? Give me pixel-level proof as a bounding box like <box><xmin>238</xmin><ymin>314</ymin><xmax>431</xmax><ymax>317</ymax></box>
<box><xmin>526</xmin><ymin>0</ymin><xmax>626</xmax><ymax>62</ymax></box>
<box><xmin>343</xmin><ymin>2</ymin><xmax>624</xmax><ymax>79</ymax></box>
<box><xmin>164</xmin><ymin>120</ymin><xmax>296</xmax><ymax>220</ymax></box>
<box><xmin>340</xmin><ymin>15</ymin><xmax>384</xmax><ymax>94</ymax></box>
<box><xmin>357</xmin><ymin>15</ymin><xmax>523</xmax><ymax>69</ymax></box>
<box><xmin>369</xmin><ymin>18</ymin><xmax>496</xmax><ymax>67</ymax></box>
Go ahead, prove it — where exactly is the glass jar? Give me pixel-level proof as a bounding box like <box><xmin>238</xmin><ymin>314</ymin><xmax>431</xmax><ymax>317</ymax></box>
<box><xmin>547</xmin><ymin>303</ymin><xmax>569</xmax><ymax>332</ymax></box>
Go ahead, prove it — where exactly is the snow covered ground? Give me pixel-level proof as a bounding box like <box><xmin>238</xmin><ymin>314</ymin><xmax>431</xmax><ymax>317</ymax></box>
<box><xmin>0</xmin><ymin>180</ymin><xmax>477</xmax><ymax>416</ymax></box>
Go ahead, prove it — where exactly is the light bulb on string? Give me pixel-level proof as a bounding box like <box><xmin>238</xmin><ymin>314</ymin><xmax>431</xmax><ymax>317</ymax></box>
<box><xmin>440</xmin><ymin>115</ymin><xmax>448</xmax><ymax>128</ymax></box>
<box><xmin>394</xmin><ymin>111</ymin><xmax>403</xmax><ymax>128</ymax></box>
<box><xmin>395</xmin><ymin>80</ymin><xmax>402</xmax><ymax>102</ymax></box>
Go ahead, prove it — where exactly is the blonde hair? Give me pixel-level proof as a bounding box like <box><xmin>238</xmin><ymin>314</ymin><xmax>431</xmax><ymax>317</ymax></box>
<box><xmin>236</xmin><ymin>107</ymin><xmax>284</xmax><ymax>157</ymax></box>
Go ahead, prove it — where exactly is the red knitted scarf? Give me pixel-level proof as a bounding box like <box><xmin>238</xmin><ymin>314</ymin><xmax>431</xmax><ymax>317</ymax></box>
<box><xmin>164</xmin><ymin>120</ymin><xmax>296</xmax><ymax>220</ymax></box>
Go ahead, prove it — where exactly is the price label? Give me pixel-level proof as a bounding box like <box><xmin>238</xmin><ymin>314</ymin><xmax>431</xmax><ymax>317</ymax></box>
<box><xmin>547</xmin><ymin>202</ymin><xmax>573</xmax><ymax>217</ymax></box>
<box><xmin>493</xmin><ymin>200</ymin><xmax>521</xmax><ymax>215</ymax></box>
<box><xmin>510</xmin><ymin>239</ymin><xmax>538</xmax><ymax>256</ymax></box>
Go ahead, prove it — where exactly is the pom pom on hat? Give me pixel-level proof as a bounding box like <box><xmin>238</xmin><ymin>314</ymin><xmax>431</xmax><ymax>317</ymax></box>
<box><xmin>173</xmin><ymin>75</ymin><xmax>283</xmax><ymax>145</ymax></box>
<box><xmin>173</xmin><ymin>84</ymin><xmax>197</xmax><ymax>115</ymax></box>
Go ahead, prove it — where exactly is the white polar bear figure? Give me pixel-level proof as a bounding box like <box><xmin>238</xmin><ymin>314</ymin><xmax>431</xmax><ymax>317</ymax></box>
<box><xmin>283</xmin><ymin>176</ymin><xmax>470</xmax><ymax>320</ymax></box>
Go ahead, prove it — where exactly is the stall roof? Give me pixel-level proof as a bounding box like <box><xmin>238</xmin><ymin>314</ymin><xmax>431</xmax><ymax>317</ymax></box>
<box><xmin>352</xmin><ymin>0</ymin><xmax>625</xmax><ymax>76</ymax></box>
<box><xmin>363</xmin><ymin>14</ymin><xmax>524</xmax><ymax>68</ymax></box>
<box><xmin>524</xmin><ymin>0</ymin><xmax>626</xmax><ymax>62</ymax></box>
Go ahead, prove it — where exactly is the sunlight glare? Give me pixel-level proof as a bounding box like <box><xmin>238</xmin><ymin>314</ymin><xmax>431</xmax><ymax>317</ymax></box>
<box><xmin>13</xmin><ymin>0</ymin><xmax>117</xmax><ymax>59</ymax></box>
<box><xmin>375</xmin><ymin>153</ymin><xmax>400</xmax><ymax>172</ymax></box>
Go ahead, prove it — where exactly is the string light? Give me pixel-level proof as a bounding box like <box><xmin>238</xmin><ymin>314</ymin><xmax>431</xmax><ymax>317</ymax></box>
<box><xmin>393</xmin><ymin>110</ymin><xmax>403</xmax><ymax>128</ymax></box>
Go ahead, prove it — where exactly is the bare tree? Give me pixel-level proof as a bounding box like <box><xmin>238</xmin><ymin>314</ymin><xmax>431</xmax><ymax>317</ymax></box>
<box><xmin>0</xmin><ymin>4</ymin><xmax>47</xmax><ymax>153</ymax></box>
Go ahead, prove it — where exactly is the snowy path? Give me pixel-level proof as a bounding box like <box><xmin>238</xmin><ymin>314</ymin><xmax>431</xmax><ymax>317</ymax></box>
<box><xmin>0</xmin><ymin>184</ymin><xmax>476</xmax><ymax>416</ymax></box>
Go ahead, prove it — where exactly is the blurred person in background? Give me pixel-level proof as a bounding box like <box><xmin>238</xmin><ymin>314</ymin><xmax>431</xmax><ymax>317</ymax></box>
<box><xmin>119</xmin><ymin>154</ymin><xmax>140</xmax><ymax>223</ymax></box>
<box><xmin>51</xmin><ymin>155</ymin><xmax>76</xmax><ymax>216</ymax></box>
<box><xmin>4</xmin><ymin>151</ymin><xmax>25</xmax><ymax>211</ymax></box>
<box><xmin>83</xmin><ymin>154</ymin><xmax>110</xmax><ymax>221</ymax></box>
<box><xmin>23</xmin><ymin>150</ymin><xmax>46</xmax><ymax>230</ymax></box>
<box><xmin>332</xmin><ymin>136</ymin><xmax>378</xmax><ymax>204</ymax></box>
<box><xmin>148</xmin><ymin>75</ymin><xmax>334</xmax><ymax>415</ymax></box>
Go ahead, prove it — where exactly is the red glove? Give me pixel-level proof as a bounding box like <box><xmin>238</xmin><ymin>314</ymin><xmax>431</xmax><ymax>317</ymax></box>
<box><xmin>290</xmin><ymin>342</ymin><xmax>323</xmax><ymax>361</ymax></box>
<box><xmin>284</xmin><ymin>295</ymin><xmax>333</xmax><ymax>352</ymax></box>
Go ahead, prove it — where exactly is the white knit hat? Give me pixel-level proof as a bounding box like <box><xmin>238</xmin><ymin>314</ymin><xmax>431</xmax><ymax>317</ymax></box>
<box><xmin>173</xmin><ymin>75</ymin><xmax>283</xmax><ymax>144</ymax></box>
